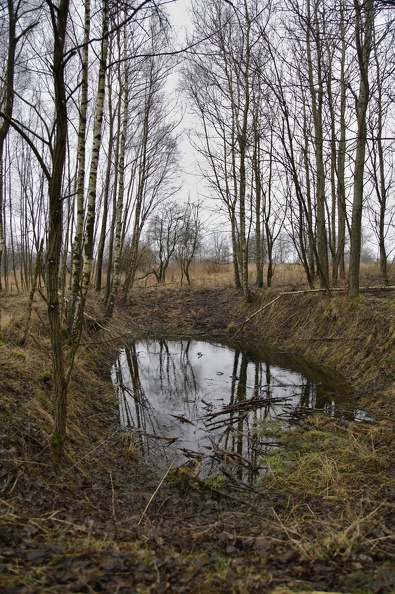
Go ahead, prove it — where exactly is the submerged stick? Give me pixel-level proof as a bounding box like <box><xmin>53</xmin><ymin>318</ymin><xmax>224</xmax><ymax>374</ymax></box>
<box><xmin>203</xmin><ymin>394</ymin><xmax>291</xmax><ymax>420</ymax></box>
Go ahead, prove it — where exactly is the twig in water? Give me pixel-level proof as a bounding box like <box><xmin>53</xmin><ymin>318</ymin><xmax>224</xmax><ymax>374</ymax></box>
<box><xmin>138</xmin><ymin>458</ymin><xmax>176</xmax><ymax>526</ymax></box>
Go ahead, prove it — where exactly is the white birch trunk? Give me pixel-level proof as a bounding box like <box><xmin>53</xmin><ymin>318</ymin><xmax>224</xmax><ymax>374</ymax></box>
<box><xmin>70</xmin><ymin>0</ymin><xmax>90</xmax><ymax>334</ymax></box>
<box><xmin>105</xmin><ymin>32</ymin><xmax>129</xmax><ymax>320</ymax></box>
<box><xmin>81</xmin><ymin>0</ymin><xmax>109</xmax><ymax>300</ymax></box>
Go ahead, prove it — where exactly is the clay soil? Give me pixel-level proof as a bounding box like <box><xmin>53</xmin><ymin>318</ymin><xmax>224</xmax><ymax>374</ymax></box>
<box><xmin>1</xmin><ymin>285</ymin><xmax>395</xmax><ymax>594</ymax></box>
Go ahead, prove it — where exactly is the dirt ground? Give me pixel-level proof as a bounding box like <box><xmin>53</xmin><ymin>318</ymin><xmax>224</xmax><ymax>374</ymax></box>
<box><xmin>1</xmin><ymin>286</ymin><xmax>395</xmax><ymax>593</ymax></box>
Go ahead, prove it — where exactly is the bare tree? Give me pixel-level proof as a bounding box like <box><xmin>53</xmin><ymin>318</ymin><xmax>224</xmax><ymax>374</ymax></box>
<box><xmin>146</xmin><ymin>200</ymin><xmax>183</xmax><ymax>284</ymax></box>
<box><xmin>105</xmin><ymin>23</ymin><xmax>129</xmax><ymax>321</ymax></box>
<box><xmin>121</xmin><ymin>17</ymin><xmax>180</xmax><ymax>302</ymax></box>
<box><xmin>348</xmin><ymin>0</ymin><xmax>375</xmax><ymax>296</ymax></box>
<box><xmin>184</xmin><ymin>0</ymin><xmax>271</xmax><ymax>299</ymax></box>
<box><xmin>0</xmin><ymin>0</ymin><xmax>38</xmax><ymax>290</ymax></box>
<box><xmin>366</xmin><ymin>19</ymin><xmax>395</xmax><ymax>284</ymax></box>
<box><xmin>175</xmin><ymin>198</ymin><xmax>203</xmax><ymax>286</ymax></box>
<box><xmin>45</xmin><ymin>0</ymin><xmax>72</xmax><ymax>454</ymax></box>
<box><xmin>69</xmin><ymin>0</ymin><xmax>90</xmax><ymax>333</ymax></box>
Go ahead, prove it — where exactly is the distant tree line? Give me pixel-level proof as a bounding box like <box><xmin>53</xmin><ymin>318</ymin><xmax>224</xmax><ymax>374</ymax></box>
<box><xmin>183</xmin><ymin>0</ymin><xmax>395</xmax><ymax>298</ymax></box>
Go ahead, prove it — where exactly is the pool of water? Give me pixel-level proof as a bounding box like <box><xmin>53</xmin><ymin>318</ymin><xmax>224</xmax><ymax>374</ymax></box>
<box><xmin>111</xmin><ymin>339</ymin><xmax>357</xmax><ymax>482</ymax></box>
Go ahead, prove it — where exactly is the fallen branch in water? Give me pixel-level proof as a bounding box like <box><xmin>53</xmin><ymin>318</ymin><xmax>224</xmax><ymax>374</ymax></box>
<box><xmin>203</xmin><ymin>394</ymin><xmax>291</xmax><ymax>421</ymax></box>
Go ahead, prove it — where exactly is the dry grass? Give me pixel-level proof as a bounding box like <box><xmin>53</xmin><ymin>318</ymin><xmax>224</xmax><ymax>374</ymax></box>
<box><xmin>271</xmin><ymin>499</ymin><xmax>385</xmax><ymax>560</ymax></box>
<box><xmin>264</xmin><ymin>416</ymin><xmax>394</xmax><ymax>561</ymax></box>
<box><xmin>130</xmin><ymin>260</ymin><xmax>394</xmax><ymax>291</ymax></box>
<box><xmin>132</xmin><ymin>261</ymin><xmax>312</xmax><ymax>290</ymax></box>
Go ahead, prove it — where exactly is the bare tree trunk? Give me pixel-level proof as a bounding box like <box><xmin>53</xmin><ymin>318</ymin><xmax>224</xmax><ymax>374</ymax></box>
<box><xmin>123</xmin><ymin>64</ymin><xmax>153</xmax><ymax>302</ymax></box>
<box><xmin>237</xmin><ymin>0</ymin><xmax>252</xmax><ymax>301</ymax></box>
<box><xmin>81</xmin><ymin>0</ymin><xmax>109</xmax><ymax>301</ymax></box>
<box><xmin>46</xmin><ymin>0</ymin><xmax>70</xmax><ymax>456</ymax></box>
<box><xmin>335</xmin><ymin>4</ymin><xmax>347</xmax><ymax>282</ymax></box>
<box><xmin>95</xmin><ymin>70</ymin><xmax>115</xmax><ymax>292</ymax></box>
<box><xmin>301</xmin><ymin>92</ymin><xmax>315</xmax><ymax>283</ymax></box>
<box><xmin>348</xmin><ymin>0</ymin><xmax>374</xmax><ymax>297</ymax></box>
<box><xmin>306</xmin><ymin>0</ymin><xmax>329</xmax><ymax>289</ymax></box>
<box><xmin>23</xmin><ymin>238</ymin><xmax>44</xmax><ymax>344</ymax></box>
<box><xmin>0</xmin><ymin>0</ymin><xmax>17</xmax><ymax>291</ymax></box>
<box><xmin>105</xmin><ymin>30</ymin><xmax>129</xmax><ymax>321</ymax></box>
<box><xmin>69</xmin><ymin>0</ymin><xmax>90</xmax><ymax>333</ymax></box>
<box><xmin>252</xmin><ymin>106</ymin><xmax>263</xmax><ymax>289</ymax></box>
<box><xmin>371</xmin><ymin>40</ymin><xmax>390</xmax><ymax>285</ymax></box>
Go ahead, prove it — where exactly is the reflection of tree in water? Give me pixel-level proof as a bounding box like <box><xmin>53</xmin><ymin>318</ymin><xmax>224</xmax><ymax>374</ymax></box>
<box><xmin>113</xmin><ymin>345</ymin><xmax>160</xmax><ymax>456</ymax></box>
<box><xmin>218</xmin><ymin>354</ymin><xmax>291</xmax><ymax>482</ymax></box>
<box><xmin>112</xmin><ymin>339</ymin><xmax>354</xmax><ymax>483</ymax></box>
<box><xmin>144</xmin><ymin>340</ymin><xmax>200</xmax><ymax>417</ymax></box>
<box><xmin>113</xmin><ymin>340</ymin><xmax>203</xmax><ymax>462</ymax></box>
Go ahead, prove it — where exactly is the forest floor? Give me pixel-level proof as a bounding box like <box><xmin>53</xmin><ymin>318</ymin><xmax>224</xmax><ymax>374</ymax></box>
<box><xmin>1</xmin><ymin>281</ymin><xmax>395</xmax><ymax>593</ymax></box>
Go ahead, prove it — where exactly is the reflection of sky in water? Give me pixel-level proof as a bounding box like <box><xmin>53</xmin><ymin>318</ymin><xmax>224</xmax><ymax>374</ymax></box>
<box><xmin>112</xmin><ymin>340</ymin><xmax>356</xmax><ymax>477</ymax></box>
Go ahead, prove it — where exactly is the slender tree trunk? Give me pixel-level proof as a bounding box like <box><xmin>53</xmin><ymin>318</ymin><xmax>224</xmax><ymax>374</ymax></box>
<box><xmin>0</xmin><ymin>145</ymin><xmax>6</xmax><ymax>291</ymax></box>
<box><xmin>46</xmin><ymin>0</ymin><xmax>70</xmax><ymax>455</ymax></box>
<box><xmin>306</xmin><ymin>0</ymin><xmax>329</xmax><ymax>289</ymax></box>
<box><xmin>372</xmin><ymin>43</ymin><xmax>389</xmax><ymax>285</ymax></box>
<box><xmin>106</xmin><ymin>32</ymin><xmax>129</xmax><ymax>321</ymax></box>
<box><xmin>104</xmin><ymin>95</ymin><xmax>121</xmax><ymax>304</ymax></box>
<box><xmin>335</xmin><ymin>6</ymin><xmax>347</xmax><ymax>282</ymax></box>
<box><xmin>123</xmin><ymin>71</ymin><xmax>153</xmax><ymax>302</ymax></box>
<box><xmin>23</xmin><ymin>238</ymin><xmax>44</xmax><ymax>344</ymax></box>
<box><xmin>69</xmin><ymin>0</ymin><xmax>90</xmax><ymax>333</ymax></box>
<box><xmin>81</xmin><ymin>0</ymin><xmax>109</xmax><ymax>301</ymax></box>
<box><xmin>237</xmin><ymin>1</ymin><xmax>251</xmax><ymax>301</ymax></box>
<box><xmin>265</xmin><ymin>129</ymin><xmax>274</xmax><ymax>288</ymax></box>
<box><xmin>0</xmin><ymin>0</ymin><xmax>17</xmax><ymax>291</ymax></box>
<box><xmin>301</xmin><ymin>93</ymin><xmax>315</xmax><ymax>283</ymax></box>
<box><xmin>348</xmin><ymin>0</ymin><xmax>374</xmax><ymax>297</ymax></box>
<box><xmin>253</xmin><ymin>114</ymin><xmax>263</xmax><ymax>289</ymax></box>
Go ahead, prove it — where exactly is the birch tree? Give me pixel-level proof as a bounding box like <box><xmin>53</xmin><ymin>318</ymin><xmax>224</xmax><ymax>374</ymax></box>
<box><xmin>121</xmin><ymin>17</ymin><xmax>180</xmax><ymax>302</ymax></box>
<box><xmin>105</xmin><ymin>25</ymin><xmax>129</xmax><ymax>321</ymax></box>
<box><xmin>80</xmin><ymin>0</ymin><xmax>109</xmax><ymax>309</ymax></box>
<box><xmin>69</xmin><ymin>0</ymin><xmax>90</xmax><ymax>334</ymax></box>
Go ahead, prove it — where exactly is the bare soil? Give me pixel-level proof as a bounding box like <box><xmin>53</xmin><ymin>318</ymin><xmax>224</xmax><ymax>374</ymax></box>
<box><xmin>1</xmin><ymin>286</ymin><xmax>394</xmax><ymax>593</ymax></box>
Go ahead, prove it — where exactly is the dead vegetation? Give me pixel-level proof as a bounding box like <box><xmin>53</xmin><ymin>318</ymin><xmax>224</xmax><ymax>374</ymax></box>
<box><xmin>1</xmin><ymin>265</ymin><xmax>395</xmax><ymax>593</ymax></box>
<box><xmin>264</xmin><ymin>416</ymin><xmax>394</xmax><ymax>564</ymax></box>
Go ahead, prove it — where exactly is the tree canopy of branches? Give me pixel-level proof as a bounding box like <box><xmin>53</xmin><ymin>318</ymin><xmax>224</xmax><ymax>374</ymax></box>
<box><xmin>183</xmin><ymin>0</ymin><xmax>394</xmax><ymax>294</ymax></box>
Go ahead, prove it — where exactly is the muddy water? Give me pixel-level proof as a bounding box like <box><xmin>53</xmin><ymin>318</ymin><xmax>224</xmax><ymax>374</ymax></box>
<box><xmin>112</xmin><ymin>339</ymin><xmax>357</xmax><ymax>482</ymax></box>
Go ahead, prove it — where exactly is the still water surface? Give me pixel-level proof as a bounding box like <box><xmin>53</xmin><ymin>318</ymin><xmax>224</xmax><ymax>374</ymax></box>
<box><xmin>112</xmin><ymin>339</ymin><xmax>356</xmax><ymax>481</ymax></box>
